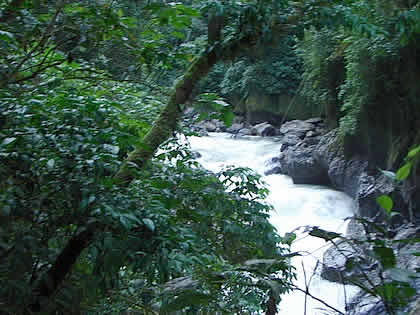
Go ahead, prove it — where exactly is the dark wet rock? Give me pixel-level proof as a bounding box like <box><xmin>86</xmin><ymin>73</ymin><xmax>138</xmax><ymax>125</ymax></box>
<box><xmin>409</xmin><ymin>298</ymin><xmax>420</xmax><ymax>315</ymax></box>
<box><xmin>346</xmin><ymin>294</ymin><xmax>385</xmax><ymax>315</ymax></box>
<box><xmin>305</xmin><ymin>130</ymin><xmax>319</xmax><ymax>137</ymax></box>
<box><xmin>303</xmin><ymin>135</ymin><xmax>321</xmax><ymax>146</ymax></box>
<box><xmin>163</xmin><ymin>276</ymin><xmax>198</xmax><ymax>293</ymax></box>
<box><xmin>321</xmin><ymin>241</ymin><xmax>354</xmax><ymax>283</ymax></box>
<box><xmin>269</xmin><ymin>122</ymin><xmax>420</xmax><ymax>314</ymax></box>
<box><xmin>238</xmin><ymin>128</ymin><xmax>252</xmax><ymax>136</ymax></box>
<box><xmin>233</xmin><ymin>115</ymin><xmax>245</xmax><ymax>124</ymax></box>
<box><xmin>279</xmin><ymin>145</ymin><xmax>330</xmax><ymax>185</ymax></box>
<box><xmin>280</xmin><ymin>134</ymin><xmax>301</xmax><ymax>151</ymax></box>
<box><xmin>356</xmin><ymin>174</ymin><xmax>395</xmax><ymax>219</ymax></box>
<box><xmin>251</xmin><ymin>122</ymin><xmax>276</xmax><ymax>137</ymax></box>
<box><xmin>226</xmin><ymin>123</ymin><xmax>244</xmax><ymax>133</ymax></box>
<box><xmin>322</xmin><ymin>224</ymin><xmax>420</xmax><ymax>315</ymax></box>
<box><xmin>265</xmin><ymin>166</ymin><xmax>283</xmax><ymax>176</ymax></box>
<box><xmin>279</xmin><ymin>120</ymin><xmax>315</xmax><ymax>138</ymax></box>
<box><xmin>196</xmin><ymin>121</ymin><xmax>217</xmax><ymax>132</ymax></box>
<box><xmin>321</xmin><ymin>239</ymin><xmax>378</xmax><ymax>285</ymax></box>
<box><xmin>183</xmin><ymin>106</ymin><xmax>196</xmax><ymax>118</ymax></box>
<box><xmin>264</xmin><ymin>156</ymin><xmax>283</xmax><ymax>175</ymax></box>
<box><xmin>191</xmin><ymin>151</ymin><xmax>202</xmax><ymax>159</ymax></box>
<box><xmin>304</xmin><ymin>117</ymin><xmax>323</xmax><ymax>124</ymax></box>
<box><xmin>211</xmin><ymin>119</ymin><xmax>227</xmax><ymax>132</ymax></box>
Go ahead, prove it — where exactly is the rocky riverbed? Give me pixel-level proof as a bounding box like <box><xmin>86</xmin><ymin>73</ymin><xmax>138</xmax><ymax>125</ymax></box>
<box><xmin>188</xmin><ymin>113</ymin><xmax>420</xmax><ymax>314</ymax></box>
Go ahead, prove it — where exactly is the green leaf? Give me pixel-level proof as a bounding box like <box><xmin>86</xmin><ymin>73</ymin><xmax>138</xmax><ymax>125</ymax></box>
<box><xmin>103</xmin><ymin>144</ymin><xmax>119</xmax><ymax>154</ymax></box>
<box><xmin>172</xmin><ymin>31</ymin><xmax>185</xmax><ymax>39</ymax></box>
<box><xmin>407</xmin><ymin>145</ymin><xmax>420</xmax><ymax>159</ymax></box>
<box><xmin>1</xmin><ymin>137</ymin><xmax>17</xmax><ymax>147</ymax></box>
<box><xmin>380</xmin><ymin>169</ymin><xmax>396</xmax><ymax>181</ymax></box>
<box><xmin>161</xmin><ymin>290</ymin><xmax>212</xmax><ymax>312</ymax></box>
<box><xmin>376</xmin><ymin>195</ymin><xmax>393</xmax><ymax>214</ymax></box>
<box><xmin>0</xmin><ymin>30</ymin><xmax>15</xmax><ymax>42</ymax></box>
<box><xmin>142</xmin><ymin>218</ymin><xmax>155</xmax><ymax>232</ymax></box>
<box><xmin>1</xmin><ymin>205</ymin><xmax>11</xmax><ymax>216</ymax></box>
<box><xmin>47</xmin><ymin>159</ymin><xmax>55</xmax><ymax>169</ymax></box>
<box><xmin>308</xmin><ymin>227</ymin><xmax>341</xmax><ymax>241</ymax></box>
<box><xmin>345</xmin><ymin>258</ymin><xmax>355</xmax><ymax>271</ymax></box>
<box><xmin>283</xmin><ymin>232</ymin><xmax>296</xmax><ymax>245</ymax></box>
<box><xmin>396</xmin><ymin>162</ymin><xmax>412</xmax><ymax>181</ymax></box>
<box><xmin>373</xmin><ymin>246</ymin><xmax>396</xmax><ymax>269</ymax></box>
<box><xmin>388</xmin><ymin>268</ymin><xmax>417</xmax><ymax>283</ymax></box>
<box><xmin>222</xmin><ymin>110</ymin><xmax>234</xmax><ymax>127</ymax></box>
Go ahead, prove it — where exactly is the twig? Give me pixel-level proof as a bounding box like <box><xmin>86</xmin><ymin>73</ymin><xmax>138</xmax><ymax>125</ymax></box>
<box><xmin>302</xmin><ymin>261</ymin><xmax>308</xmax><ymax>315</ymax></box>
<box><xmin>290</xmin><ymin>284</ymin><xmax>345</xmax><ymax>315</ymax></box>
<box><xmin>7</xmin><ymin>3</ymin><xmax>64</xmax><ymax>81</ymax></box>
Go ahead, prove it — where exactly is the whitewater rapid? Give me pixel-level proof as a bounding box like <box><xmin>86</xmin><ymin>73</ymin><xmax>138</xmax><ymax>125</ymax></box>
<box><xmin>189</xmin><ymin>133</ymin><xmax>357</xmax><ymax>314</ymax></box>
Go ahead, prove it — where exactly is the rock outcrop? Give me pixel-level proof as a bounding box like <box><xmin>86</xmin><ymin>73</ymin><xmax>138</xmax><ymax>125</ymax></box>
<box><xmin>264</xmin><ymin>118</ymin><xmax>420</xmax><ymax>315</ymax></box>
<box><xmin>251</xmin><ymin>122</ymin><xmax>277</xmax><ymax>137</ymax></box>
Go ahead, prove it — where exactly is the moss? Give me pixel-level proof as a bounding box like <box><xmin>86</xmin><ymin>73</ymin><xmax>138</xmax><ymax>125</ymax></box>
<box><xmin>243</xmin><ymin>93</ymin><xmax>322</xmax><ymax>125</ymax></box>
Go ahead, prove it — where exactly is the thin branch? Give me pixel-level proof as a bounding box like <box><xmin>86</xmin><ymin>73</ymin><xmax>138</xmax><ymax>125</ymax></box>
<box><xmin>4</xmin><ymin>2</ymin><xmax>64</xmax><ymax>84</ymax></box>
<box><xmin>290</xmin><ymin>284</ymin><xmax>345</xmax><ymax>315</ymax></box>
<box><xmin>0</xmin><ymin>0</ymin><xmax>24</xmax><ymax>23</ymax></box>
<box><xmin>302</xmin><ymin>261</ymin><xmax>308</xmax><ymax>315</ymax></box>
<box><xmin>11</xmin><ymin>60</ymin><xmax>65</xmax><ymax>84</ymax></box>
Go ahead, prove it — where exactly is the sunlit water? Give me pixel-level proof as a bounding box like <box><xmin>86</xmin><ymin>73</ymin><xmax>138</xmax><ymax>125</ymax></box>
<box><xmin>188</xmin><ymin>133</ymin><xmax>358</xmax><ymax>315</ymax></box>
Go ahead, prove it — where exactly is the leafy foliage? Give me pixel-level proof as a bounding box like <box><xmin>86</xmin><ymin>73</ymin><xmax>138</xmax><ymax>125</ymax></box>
<box><xmin>219</xmin><ymin>36</ymin><xmax>302</xmax><ymax>102</ymax></box>
<box><xmin>308</xmin><ymin>146</ymin><xmax>420</xmax><ymax>314</ymax></box>
<box><xmin>297</xmin><ymin>0</ymin><xmax>420</xmax><ymax>134</ymax></box>
<box><xmin>0</xmin><ymin>58</ymin><xmax>295</xmax><ymax>312</ymax></box>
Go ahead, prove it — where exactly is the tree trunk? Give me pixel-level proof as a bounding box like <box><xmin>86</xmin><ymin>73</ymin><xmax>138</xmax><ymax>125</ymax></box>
<box><xmin>28</xmin><ymin>12</ymin><xmax>300</xmax><ymax>311</ymax></box>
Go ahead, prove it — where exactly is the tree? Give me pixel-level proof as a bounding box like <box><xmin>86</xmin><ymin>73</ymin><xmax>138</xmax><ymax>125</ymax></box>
<box><xmin>1</xmin><ymin>0</ymin><xmax>301</xmax><ymax>313</ymax></box>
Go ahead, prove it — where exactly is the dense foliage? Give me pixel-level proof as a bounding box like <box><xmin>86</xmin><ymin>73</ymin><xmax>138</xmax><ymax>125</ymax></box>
<box><xmin>0</xmin><ymin>0</ymin><xmax>297</xmax><ymax>314</ymax></box>
<box><xmin>1</xmin><ymin>0</ymin><xmax>419</xmax><ymax>313</ymax></box>
<box><xmin>199</xmin><ymin>35</ymin><xmax>302</xmax><ymax>104</ymax></box>
<box><xmin>297</xmin><ymin>0</ymin><xmax>420</xmax><ymax>137</ymax></box>
<box><xmin>0</xmin><ymin>48</ymin><xmax>294</xmax><ymax>315</ymax></box>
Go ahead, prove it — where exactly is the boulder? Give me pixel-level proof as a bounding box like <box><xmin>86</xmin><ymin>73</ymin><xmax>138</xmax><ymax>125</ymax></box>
<box><xmin>233</xmin><ymin>115</ymin><xmax>245</xmax><ymax>124</ymax></box>
<box><xmin>304</xmin><ymin>117</ymin><xmax>323</xmax><ymax>125</ymax></box>
<box><xmin>226</xmin><ymin>123</ymin><xmax>244</xmax><ymax>134</ymax></box>
<box><xmin>280</xmin><ymin>144</ymin><xmax>330</xmax><ymax>185</ymax></box>
<box><xmin>355</xmin><ymin>173</ymin><xmax>395</xmax><ymax>219</ymax></box>
<box><xmin>196</xmin><ymin>121</ymin><xmax>217</xmax><ymax>132</ymax></box>
<box><xmin>279</xmin><ymin>120</ymin><xmax>315</xmax><ymax>138</ymax></box>
<box><xmin>280</xmin><ymin>134</ymin><xmax>301</xmax><ymax>151</ymax></box>
<box><xmin>321</xmin><ymin>240</ymin><xmax>378</xmax><ymax>285</ymax></box>
<box><xmin>238</xmin><ymin>128</ymin><xmax>252</xmax><ymax>136</ymax></box>
<box><xmin>265</xmin><ymin>166</ymin><xmax>283</xmax><ymax>175</ymax></box>
<box><xmin>409</xmin><ymin>298</ymin><xmax>420</xmax><ymax>315</ymax></box>
<box><xmin>251</xmin><ymin>122</ymin><xmax>276</xmax><ymax>137</ymax></box>
<box><xmin>191</xmin><ymin>151</ymin><xmax>202</xmax><ymax>159</ymax></box>
<box><xmin>264</xmin><ymin>156</ymin><xmax>283</xmax><ymax>175</ymax></box>
<box><xmin>305</xmin><ymin>130</ymin><xmax>319</xmax><ymax>138</ymax></box>
<box><xmin>346</xmin><ymin>294</ymin><xmax>385</xmax><ymax>315</ymax></box>
<box><xmin>211</xmin><ymin>119</ymin><xmax>227</xmax><ymax>132</ymax></box>
<box><xmin>303</xmin><ymin>135</ymin><xmax>321</xmax><ymax>146</ymax></box>
<box><xmin>183</xmin><ymin>106</ymin><xmax>196</xmax><ymax>118</ymax></box>
<box><xmin>340</xmin><ymin>224</ymin><xmax>420</xmax><ymax>315</ymax></box>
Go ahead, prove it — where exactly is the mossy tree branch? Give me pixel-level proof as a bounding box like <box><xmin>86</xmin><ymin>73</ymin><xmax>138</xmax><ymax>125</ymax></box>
<box><xmin>28</xmin><ymin>10</ymin><xmax>302</xmax><ymax>312</ymax></box>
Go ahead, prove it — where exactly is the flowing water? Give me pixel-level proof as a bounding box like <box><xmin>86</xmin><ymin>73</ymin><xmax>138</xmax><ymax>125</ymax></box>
<box><xmin>188</xmin><ymin>132</ymin><xmax>358</xmax><ymax>315</ymax></box>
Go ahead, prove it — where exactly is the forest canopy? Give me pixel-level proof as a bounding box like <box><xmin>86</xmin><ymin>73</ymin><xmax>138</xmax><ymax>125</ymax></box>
<box><xmin>1</xmin><ymin>0</ymin><xmax>419</xmax><ymax>314</ymax></box>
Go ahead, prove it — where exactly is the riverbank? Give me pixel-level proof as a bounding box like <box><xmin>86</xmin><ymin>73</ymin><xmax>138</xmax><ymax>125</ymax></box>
<box><xmin>188</xmin><ymin>114</ymin><xmax>420</xmax><ymax>314</ymax></box>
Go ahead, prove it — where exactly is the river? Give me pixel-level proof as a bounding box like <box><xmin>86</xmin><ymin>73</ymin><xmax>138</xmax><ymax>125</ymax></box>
<box><xmin>188</xmin><ymin>132</ymin><xmax>357</xmax><ymax>314</ymax></box>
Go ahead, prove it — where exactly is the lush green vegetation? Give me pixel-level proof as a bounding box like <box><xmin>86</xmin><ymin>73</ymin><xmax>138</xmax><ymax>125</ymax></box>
<box><xmin>297</xmin><ymin>0</ymin><xmax>420</xmax><ymax>144</ymax></box>
<box><xmin>1</xmin><ymin>0</ymin><xmax>419</xmax><ymax>314</ymax></box>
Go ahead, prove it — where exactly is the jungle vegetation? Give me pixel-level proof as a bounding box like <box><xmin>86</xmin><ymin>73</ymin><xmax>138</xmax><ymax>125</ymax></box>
<box><xmin>1</xmin><ymin>0</ymin><xmax>419</xmax><ymax>313</ymax></box>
